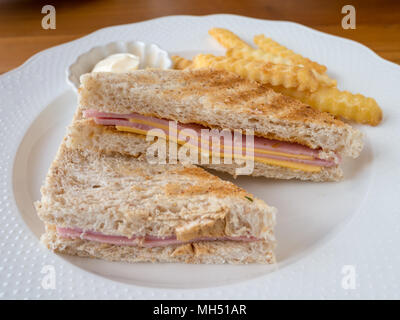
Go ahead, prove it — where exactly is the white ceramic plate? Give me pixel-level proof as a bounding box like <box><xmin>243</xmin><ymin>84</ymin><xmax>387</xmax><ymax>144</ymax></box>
<box><xmin>1</xmin><ymin>14</ymin><xmax>399</xmax><ymax>299</ymax></box>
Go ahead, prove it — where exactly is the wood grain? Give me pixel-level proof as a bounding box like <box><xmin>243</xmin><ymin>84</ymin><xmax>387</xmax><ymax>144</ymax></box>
<box><xmin>0</xmin><ymin>0</ymin><xmax>399</xmax><ymax>74</ymax></box>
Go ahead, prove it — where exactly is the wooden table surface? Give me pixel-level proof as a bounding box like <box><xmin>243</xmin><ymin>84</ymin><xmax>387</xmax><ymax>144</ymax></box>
<box><xmin>1</xmin><ymin>0</ymin><xmax>399</xmax><ymax>74</ymax></box>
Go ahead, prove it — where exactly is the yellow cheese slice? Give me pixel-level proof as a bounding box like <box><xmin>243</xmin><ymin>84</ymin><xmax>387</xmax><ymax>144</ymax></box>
<box><xmin>127</xmin><ymin>118</ymin><xmax>314</xmax><ymax>160</ymax></box>
<box><xmin>116</xmin><ymin>125</ymin><xmax>322</xmax><ymax>173</ymax></box>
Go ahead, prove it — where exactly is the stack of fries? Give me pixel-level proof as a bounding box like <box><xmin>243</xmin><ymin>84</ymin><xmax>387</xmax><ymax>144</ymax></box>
<box><xmin>172</xmin><ymin>28</ymin><xmax>382</xmax><ymax>126</ymax></box>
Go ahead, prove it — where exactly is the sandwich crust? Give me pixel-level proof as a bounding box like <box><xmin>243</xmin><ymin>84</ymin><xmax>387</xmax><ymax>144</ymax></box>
<box><xmin>79</xmin><ymin>69</ymin><xmax>363</xmax><ymax>157</ymax></box>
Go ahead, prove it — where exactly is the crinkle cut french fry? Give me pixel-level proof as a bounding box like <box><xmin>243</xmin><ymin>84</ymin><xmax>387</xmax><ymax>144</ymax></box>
<box><xmin>270</xmin><ymin>85</ymin><xmax>382</xmax><ymax>126</ymax></box>
<box><xmin>208</xmin><ymin>28</ymin><xmax>252</xmax><ymax>49</ymax></box>
<box><xmin>254</xmin><ymin>34</ymin><xmax>327</xmax><ymax>74</ymax></box>
<box><xmin>227</xmin><ymin>47</ymin><xmax>295</xmax><ymax>67</ymax></box>
<box><xmin>193</xmin><ymin>54</ymin><xmax>321</xmax><ymax>92</ymax></box>
<box><xmin>172</xmin><ymin>56</ymin><xmax>193</xmax><ymax>70</ymax></box>
<box><xmin>227</xmin><ymin>47</ymin><xmax>337</xmax><ymax>88</ymax></box>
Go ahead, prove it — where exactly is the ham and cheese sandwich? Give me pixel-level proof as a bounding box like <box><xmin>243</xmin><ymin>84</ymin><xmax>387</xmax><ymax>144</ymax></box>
<box><xmin>36</xmin><ymin>141</ymin><xmax>276</xmax><ymax>264</ymax></box>
<box><xmin>69</xmin><ymin>69</ymin><xmax>363</xmax><ymax>181</ymax></box>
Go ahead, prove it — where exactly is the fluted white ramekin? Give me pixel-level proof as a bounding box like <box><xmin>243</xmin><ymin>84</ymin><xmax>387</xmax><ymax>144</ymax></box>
<box><xmin>66</xmin><ymin>41</ymin><xmax>172</xmax><ymax>91</ymax></box>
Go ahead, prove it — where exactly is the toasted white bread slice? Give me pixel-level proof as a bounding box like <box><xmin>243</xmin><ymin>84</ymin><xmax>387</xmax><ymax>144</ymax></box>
<box><xmin>42</xmin><ymin>224</ymin><xmax>276</xmax><ymax>264</ymax></box>
<box><xmin>66</xmin><ymin>115</ymin><xmax>343</xmax><ymax>182</ymax></box>
<box><xmin>79</xmin><ymin>69</ymin><xmax>363</xmax><ymax>158</ymax></box>
<box><xmin>35</xmin><ymin>141</ymin><xmax>276</xmax><ymax>264</ymax></box>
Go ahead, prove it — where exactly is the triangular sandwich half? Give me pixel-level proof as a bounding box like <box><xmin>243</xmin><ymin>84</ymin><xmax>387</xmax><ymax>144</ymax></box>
<box><xmin>68</xmin><ymin>69</ymin><xmax>363</xmax><ymax>182</ymax></box>
<box><xmin>35</xmin><ymin>141</ymin><xmax>276</xmax><ymax>264</ymax></box>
